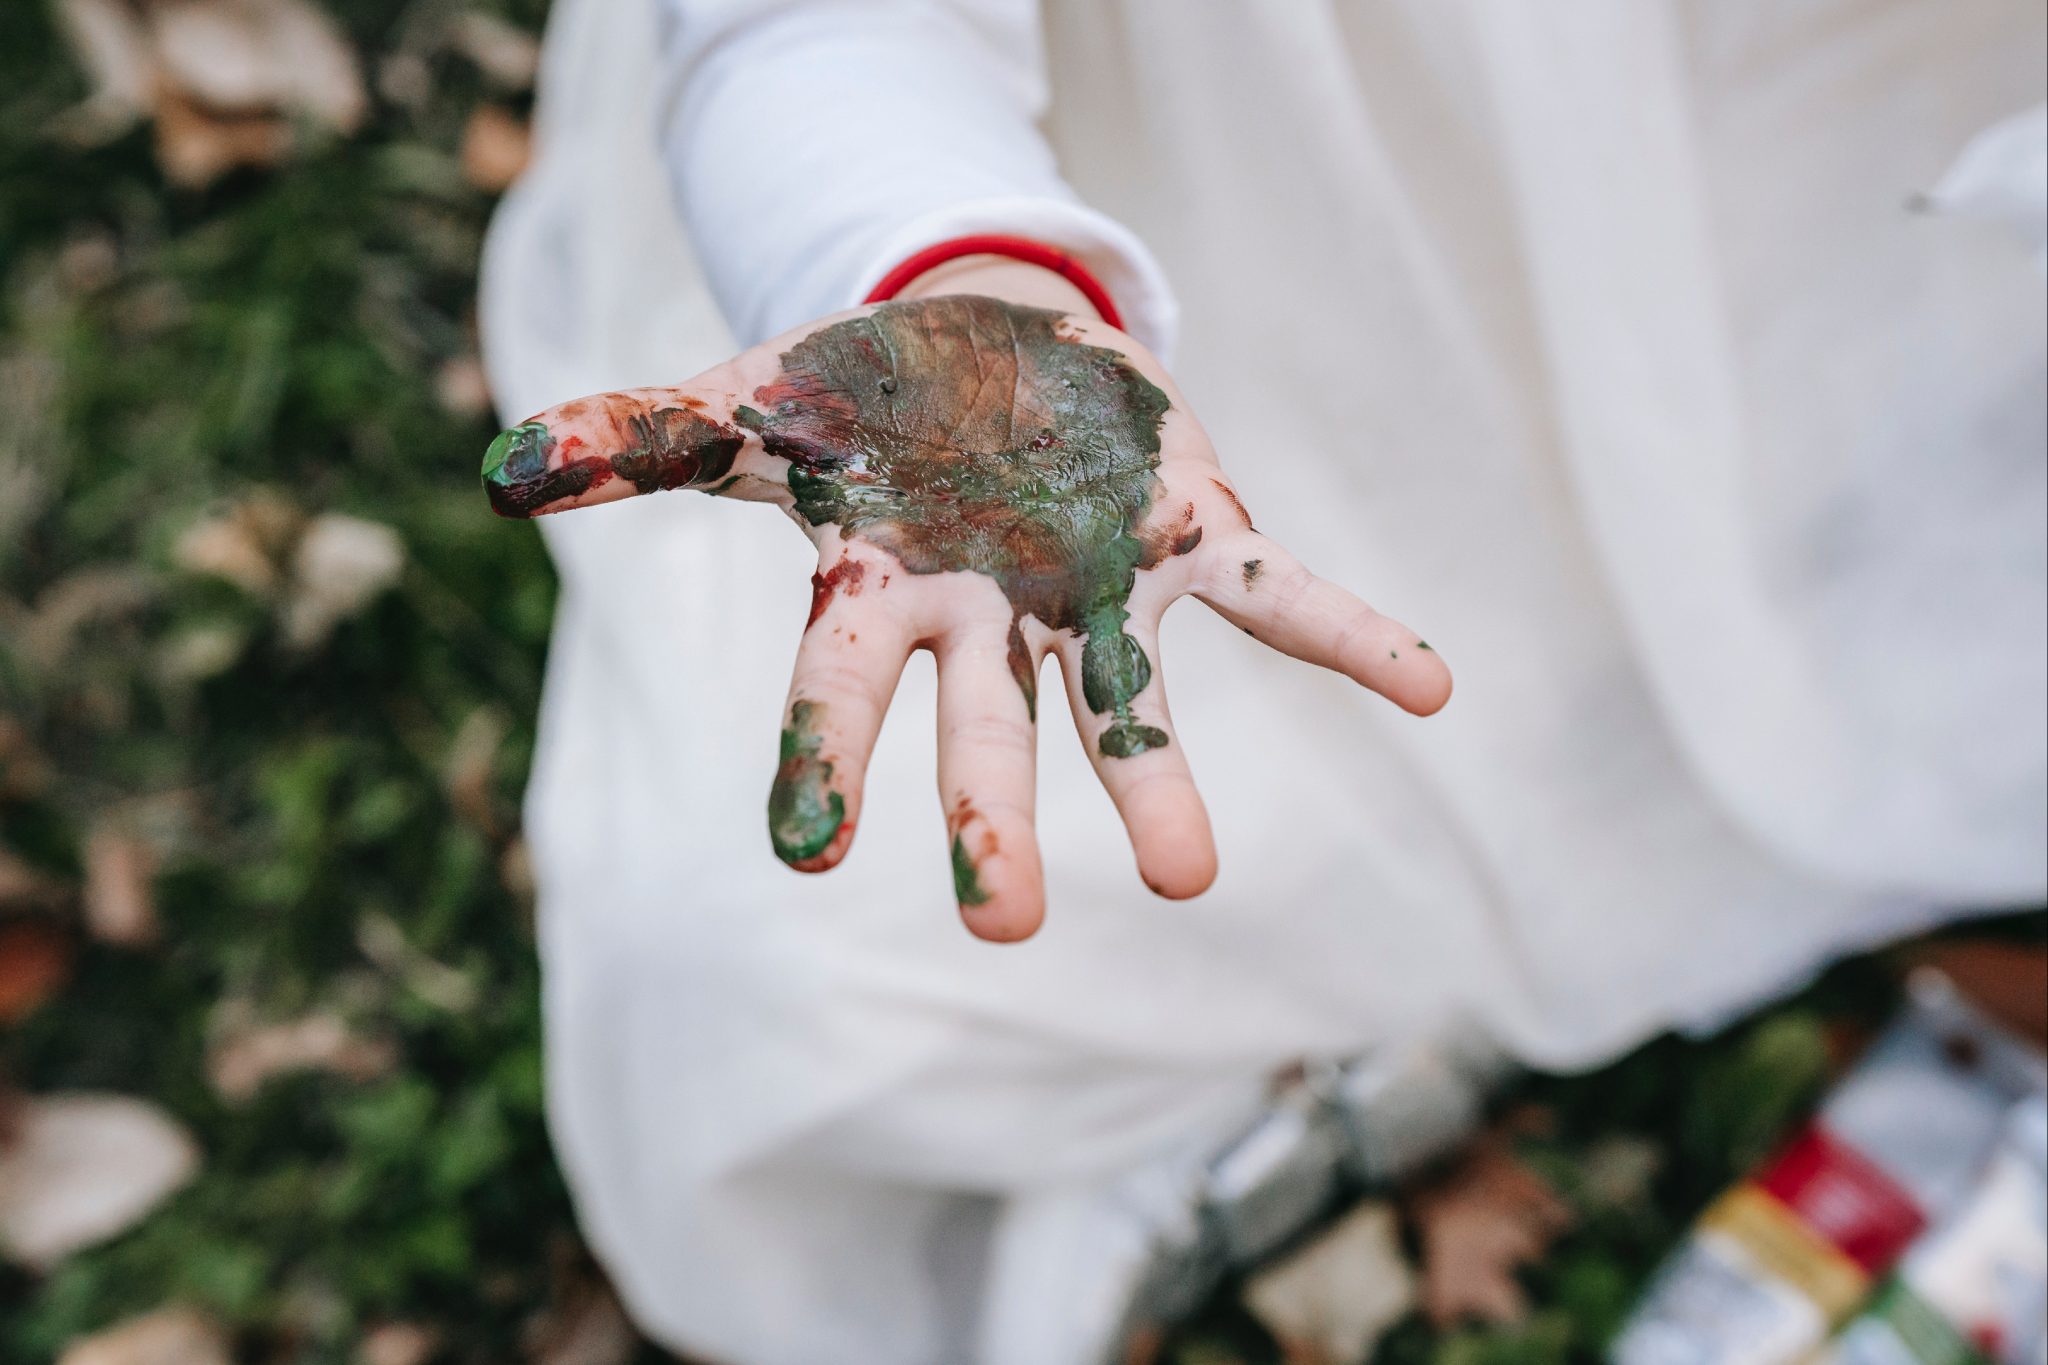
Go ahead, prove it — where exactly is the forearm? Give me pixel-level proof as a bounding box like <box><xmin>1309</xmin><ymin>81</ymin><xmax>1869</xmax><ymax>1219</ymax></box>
<box><xmin>651</xmin><ymin>0</ymin><xmax>1173</xmax><ymax>351</ymax></box>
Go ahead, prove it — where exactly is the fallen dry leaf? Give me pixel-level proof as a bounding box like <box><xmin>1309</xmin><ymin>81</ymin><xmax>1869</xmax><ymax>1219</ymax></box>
<box><xmin>153</xmin><ymin>88</ymin><xmax>293</xmax><ymax>189</ymax></box>
<box><xmin>208</xmin><ymin>1003</ymin><xmax>397</xmax><ymax>1103</ymax></box>
<box><xmin>282</xmin><ymin>513</ymin><xmax>404</xmax><ymax>648</ymax></box>
<box><xmin>357</xmin><ymin>913</ymin><xmax>478</xmax><ymax>1014</ymax></box>
<box><xmin>172</xmin><ymin>492</ymin><xmax>300</xmax><ymax>595</ymax></box>
<box><xmin>150</xmin><ymin>0</ymin><xmax>365</xmax><ymax>131</ymax></box>
<box><xmin>84</xmin><ymin>824</ymin><xmax>158</xmax><ymax>947</ymax></box>
<box><xmin>154</xmin><ymin>620</ymin><xmax>249</xmax><ymax>686</ymax></box>
<box><xmin>448</xmin><ymin>11</ymin><xmax>540</xmax><ymax>90</ymax></box>
<box><xmin>1406</xmin><ymin>1133</ymin><xmax>1572</xmax><ymax>1329</ymax></box>
<box><xmin>443</xmin><ymin>706</ymin><xmax>508</xmax><ymax>834</ymax></box>
<box><xmin>356</xmin><ymin>1321</ymin><xmax>441</xmax><ymax>1365</ymax></box>
<box><xmin>57</xmin><ymin>1305</ymin><xmax>230</xmax><ymax>1365</ymax></box>
<box><xmin>58</xmin><ymin>228</ymin><xmax>124</xmax><ymax>296</ymax></box>
<box><xmin>1243</xmin><ymin>1200</ymin><xmax>1415</xmax><ymax>1365</ymax></box>
<box><xmin>461</xmin><ymin>105</ymin><xmax>531</xmax><ymax>193</ymax></box>
<box><xmin>0</xmin><ymin>848</ymin><xmax>66</xmax><ymax>909</ymax></box>
<box><xmin>18</xmin><ymin>566</ymin><xmax>156</xmax><ymax>674</ymax></box>
<box><xmin>51</xmin><ymin>0</ymin><xmax>157</xmax><ymax>137</ymax></box>
<box><xmin>0</xmin><ymin>1092</ymin><xmax>199</xmax><ymax>1269</ymax></box>
<box><xmin>0</xmin><ymin>921</ymin><xmax>73</xmax><ymax>1023</ymax></box>
<box><xmin>499</xmin><ymin>837</ymin><xmax>535</xmax><ymax>903</ymax></box>
<box><xmin>1906</xmin><ymin>939</ymin><xmax>2048</xmax><ymax>1049</ymax></box>
<box><xmin>434</xmin><ymin>355</ymin><xmax>493</xmax><ymax>418</ymax></box>
<box><xmin>54</xmin><ymin>0</ymin><xmax>366</xmax><ymax>185</ymax></box>
<box><xmin>0</xmin><ymin>716</ymin><xmax>54</xmax><ymax>800</ymax></box>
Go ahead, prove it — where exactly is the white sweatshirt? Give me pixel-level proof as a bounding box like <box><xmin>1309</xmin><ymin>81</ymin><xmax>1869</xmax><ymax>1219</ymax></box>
<box><xmin>478</xmin><ymin>2</ymin><xmax>2047</xmax><ymax>1361</ymax></box>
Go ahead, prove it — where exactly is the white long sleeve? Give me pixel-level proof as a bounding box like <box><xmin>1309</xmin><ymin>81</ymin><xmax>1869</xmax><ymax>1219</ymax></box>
<box><xmin>649</xmin><ymin>0</ymin><xmax>1177</xmax><ymax>353</ymax></box>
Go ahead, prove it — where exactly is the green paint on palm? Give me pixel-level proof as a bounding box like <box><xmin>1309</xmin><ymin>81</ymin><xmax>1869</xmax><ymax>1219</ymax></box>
<box><xmin>740</xmin><ymin>297</ymin><xmax>1174</xmax><ymax>758</ymax></box>
<box><xmin>768</xmin><ymin>699</ymin><xmax>843</xmax><ymax>864</ymax></box>
<box><xmin>950</xmin><ymin>835</ymin><xmax>990</xmax><ymax>906</ymax></box>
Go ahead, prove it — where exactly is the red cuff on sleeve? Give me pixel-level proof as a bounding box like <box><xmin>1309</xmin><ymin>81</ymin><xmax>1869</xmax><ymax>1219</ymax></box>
<box><xmin>861</xmin><ymin>233</ymin><xmax>1124</xmax><ymax>330</ymax></box>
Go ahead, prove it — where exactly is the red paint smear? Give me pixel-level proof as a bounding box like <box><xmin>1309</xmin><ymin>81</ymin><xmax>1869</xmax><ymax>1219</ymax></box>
<box><xmin>787</xmin><ymin>818</ymin><xmax>856</xmax><ymax>873</ymax></box>
<box><xmin>1211</xmin><ymin>478</ymin><xmax>1254</xmax><ymax>530</ymax></box>
<box><xmin>807</xmin><ymin>558</ymin><xmax>868</xmax><ymax>629</ymax></box>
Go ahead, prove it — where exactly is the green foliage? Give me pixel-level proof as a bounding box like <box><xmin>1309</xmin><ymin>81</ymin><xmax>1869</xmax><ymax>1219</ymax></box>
<box><xmin>0</xmin><ymin>1</ymin><xmax>579</xmax><ymax>1359</ymax></box>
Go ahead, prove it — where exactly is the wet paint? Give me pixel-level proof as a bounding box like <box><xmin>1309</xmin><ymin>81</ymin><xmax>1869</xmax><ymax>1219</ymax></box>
<box><xmin>1211</xmin><ymin>478</ymin><xmax>1255</xmax><ymax>530</ymax></box>
<box><xmin>806</xmin><ymin>557</ymin><xmax>867</xmax><ymax>630</ymax></box>
<box><xmin>1241</xmin><ymin>558</ymin><xmax>1263</xmax><ymax>588</ymax></box>
<box><xmin>950</xmin><ymin>835</ymin><xmax>990</xmax><ymax>906</ymax></box>
<box><xmin>739</xmin><ymin>297</ymin><xmax>1177</xmax><ymax>759</ymax></box>
<box><xmin>483</xmin><ymin>403</ymin><xmax>744</xmax><ymax>518</ymax></box>
<box><xmin>767</xmin><ymin>699</ymin><xmax>844</xmax><ymax>865</ymax></box>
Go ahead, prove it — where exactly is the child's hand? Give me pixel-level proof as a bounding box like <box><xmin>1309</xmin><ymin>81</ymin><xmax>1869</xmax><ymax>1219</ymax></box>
<box><xmin>483</xmin><ymin>293</ymin><xmax>1450</xmax><ymax>940</ymax></box>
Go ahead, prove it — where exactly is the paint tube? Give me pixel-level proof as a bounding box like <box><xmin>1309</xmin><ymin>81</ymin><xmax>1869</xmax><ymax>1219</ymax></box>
<box><xmin>1610</xmin><ymin>970</ymin><xmax>2048</xmax><ymax>1365</ymax></box>
<box><xmin>1817</xmin><ymin>1098</ymin><xmax>2047</xmax><ymax>1365</ymax></box>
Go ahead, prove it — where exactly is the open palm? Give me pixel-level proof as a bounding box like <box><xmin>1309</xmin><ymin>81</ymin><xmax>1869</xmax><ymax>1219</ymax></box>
<box><xmin>484</xmin><ymin>295</ymin><xmax>1450</xmax><ymax>940</ymax></box>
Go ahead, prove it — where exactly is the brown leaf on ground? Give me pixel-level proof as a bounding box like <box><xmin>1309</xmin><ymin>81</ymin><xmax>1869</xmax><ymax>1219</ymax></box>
<box><xmin>443</xmin><ymin>707</ymin><xmax>509</xmax><ymax>834</ymax></box>
<box><xmin>0</xmin><ymin>1093</ymin><xmax>200</xmax><ymax>1269</ymax></box>
<box><xmin>172</xmin><ymin>492</ymin><xmax>301</xmax><ymax>595</ymax></box>
<box><xmin>57</xmin><ymin>1306</ymin><xmax>230</xmax><ymax>1365</ymax></box>
<box><xmin>150</xmin><ymin>0</ymin><xmax>366</xmax><ymax>131</ymax></box>
<box><xmin>435</xmin><ymin>355</ymin><xmax>494</xmax><ymax>418</ymax></box>
<box><xmin>0</xmin><ymin>921</ymin><xmax>72</xmax><ymax>1023</ymax></box>
<box><xmin>1405</xmin><ymin>1132</ymin><xmax>1573</xmax><ymax>1329</ymax></box>
<box><xmin>207</xmin><ymin>1003</ymin><xmax>397</xmax><ymax>1103</ymax></box>
<box><xmin>461</xmin><ymin>105</ymin><xmax>532</xmax><ymax>193</ymax></box>
<box><xmin>356</xmin><ymin>1321</ymin><xmax>441</xmax><ymax>1365</ymax></box>
<box><xmin>282</xmin><ymin>513</ymin><xmax>405</xmax><ymax>648</ymax></box>
<box><xmin>1906</xmin><ymin>939</ymin><xmax>2048</xmax><ymax>1049</ymax></box>
<box><xmin>0</xmin><ymin>716</ymin><xmax>54</xmax><ymax>800</ymax></box>
<box><xmin>153</xmin><ymin>88</ymin><xmax>293</xmax><ymax>189</ymax></box>
<box><xmin>1243</xmin><ymin>1200</ymin><xmax>1415</xmax><ymax>1365</ymax></box>
<box><xmin>53</xmin><ymin>0</ymin><xmax>366</xmax><ymax>184</ymax></box>
<box><xmin>84</xmin><ymin>824</ymin><xmax>159</xmax><ymax>947</ymax></box>
<box><xmin>449</xmin><ymin>12</ymin><xmax>541</xmax><ymax>90</ymax></box>
<box><xmin>51</xmin><ymin>0</ymin><xmax>157</xmax><ymax>137</ymax></box>
<box><xmin>0</xmin><ymin>849</ymin><xmax>66</xmax><ymax>909</ymax></box>
<box><xmin>18</xmin><ymin>567</ymin><xmax>157</xmax><ymax>675</ymax></box>
<box><xmin>357</xmin><ymin>913</ymin><xmax>479</xmax><ymax>1013</ymax></box>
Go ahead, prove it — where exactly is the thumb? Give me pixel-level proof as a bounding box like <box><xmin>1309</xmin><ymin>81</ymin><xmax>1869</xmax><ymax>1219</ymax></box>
<box><xmin>482</xmin><ymin>380</ymin><xmax>760</xmax><ymax>518</ymax></box>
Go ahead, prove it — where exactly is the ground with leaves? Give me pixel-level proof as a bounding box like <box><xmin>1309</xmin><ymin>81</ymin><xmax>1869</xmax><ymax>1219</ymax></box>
<box><xmin>0</xmin><ymin>4</ymin><xmax>2038</xmax><ymax>1364</ymax></box>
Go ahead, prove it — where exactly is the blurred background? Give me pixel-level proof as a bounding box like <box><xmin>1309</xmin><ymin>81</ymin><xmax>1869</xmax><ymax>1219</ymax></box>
<box><xmin>0</xmin><ymin>3</ymin><xmax>2039</xmax><ymax>1364</ymax></box>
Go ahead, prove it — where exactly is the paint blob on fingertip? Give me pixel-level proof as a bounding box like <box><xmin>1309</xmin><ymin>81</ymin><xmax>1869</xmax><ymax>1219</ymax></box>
<box><xmin>768</xmin><ymin>700</ymin><xmax>845</xmax><ymax>865</ymax></box>
<box><xmin>482</xmin><ymin>403</ymin><xmax>744</xmax><ymax>518</ymax></box>
<box><xmin>950</xmin><ymin>835</ymin><xmax>991</xmax><ymax>906</ymax></box>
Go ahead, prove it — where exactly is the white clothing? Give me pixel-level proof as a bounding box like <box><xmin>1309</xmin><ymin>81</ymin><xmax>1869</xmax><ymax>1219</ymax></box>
<box><xmin>478</xmin><ymin>2</ymin><xmax>2047</xmax><ymax>1361</ymax></box>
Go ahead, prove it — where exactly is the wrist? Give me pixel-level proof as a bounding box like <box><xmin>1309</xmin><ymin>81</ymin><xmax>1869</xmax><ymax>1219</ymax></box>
<box><xmin>891</xmin><ymin>255</ymin><xmax>1103</xmax><ymax>321</ymax></box>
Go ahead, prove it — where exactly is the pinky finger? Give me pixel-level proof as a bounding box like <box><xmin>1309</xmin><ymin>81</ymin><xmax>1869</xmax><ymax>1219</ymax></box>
<box><xmin>1200</xmin><ymin>539</ymin><xmax>1452</xmax><ymax>716</ymax></box>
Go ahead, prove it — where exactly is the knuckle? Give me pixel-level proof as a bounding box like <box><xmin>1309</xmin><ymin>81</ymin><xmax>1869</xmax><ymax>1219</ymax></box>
<box><xmin>944</xmin><ymin>712</ymin><xmax>1035</xmax><ymax>755</ymax></box>
<box><xmin>795</xmin><ymin>659</ymin><xmax>888</xmax><ymax>714</ymax></box>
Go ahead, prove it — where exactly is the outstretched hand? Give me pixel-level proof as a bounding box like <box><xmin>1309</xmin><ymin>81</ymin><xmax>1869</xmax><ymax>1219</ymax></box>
<box><xmin>484</xmin><ymin>292</ymin><xmax>1450</xmax><ymax>940</ymax></box>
